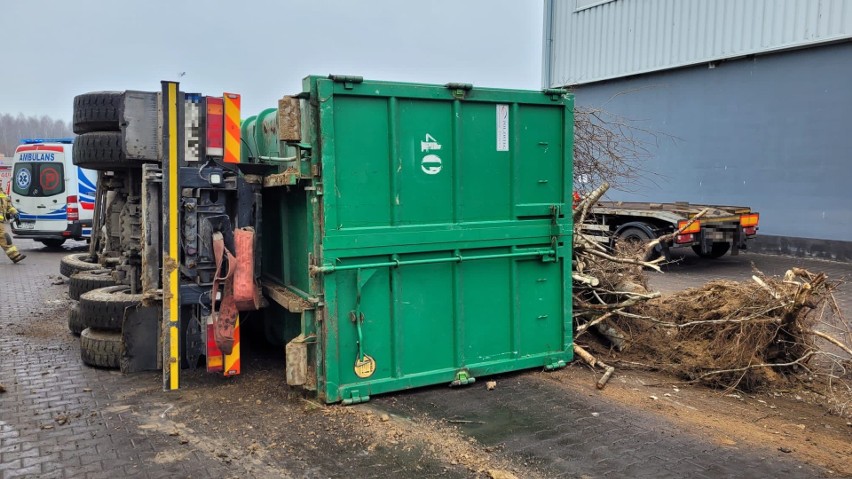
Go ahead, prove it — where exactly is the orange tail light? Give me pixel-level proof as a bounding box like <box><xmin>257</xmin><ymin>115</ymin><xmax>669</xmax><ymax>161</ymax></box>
<box><xmin>677</xmin><ymin>219</ymin><xmax>701</xmax><ymax>234</ymax></box>
<box><xmin>740</xmin><ymin>213</ymin><xmax>759</xmax><ymax>227</ymax></box>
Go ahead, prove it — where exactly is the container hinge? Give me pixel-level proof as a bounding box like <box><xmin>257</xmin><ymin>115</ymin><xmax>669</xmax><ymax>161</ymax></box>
<box><xmin>544</xmin><ymin>358</ymin><xmax>567</xmax><ymax>371</ymax></box>
<box><xmin>445</xmin><ymin>82</ymin><xmax>473</xmax><ymax>99</ymax></box>
<box><xmin>328</xmin><ymin>75</ymin><xmax>364</xmax><ymax>89</ymax></box>
<box><xmin>543</xmin><ymin>88</ymin><xmax>567</xmax><ymax>101</ymax></box>
<box><xmin>549</xmin><ymin>204</ymin><xmax>563</xmax><ymax>222</ymax></box>
<box><xmin>304</xmin><ymin>184</ymin><xmax>323</xmax><ymax>196</ymax></box>
<box><xmin>549</xmin><ymin>203</ymin><xmax>564</xmax><ymax>235</ymax></box>
<box><xmin>450</xmin><ymin>369</ymin><xmax>476</xmax><ymax>387</ymax></box>
<box><xmin>341</xmin><ymin>389</ymin><xmax>370</xmax><ymax>406</ymax></box>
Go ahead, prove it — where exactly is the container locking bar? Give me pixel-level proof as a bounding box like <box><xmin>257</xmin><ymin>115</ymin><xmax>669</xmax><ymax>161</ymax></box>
<box><xmin>543</xmin><ymin>88</ymin><xmax>567</xmax><ymax>100</ymax></box>
<box><xmin>445</xmin><ymin>83</ymin><xmax>473</xmax><ymax>99</ymax></box>
<box><xmin>351</xmin><ymin>268</ymin><xmax>377</xmax><ymax>379</ymax></box>
<box><xmin>328</xmin><ymin>75</ymin><xmax>363</xmax><ymax>90</ymax></box>
<box><xmin>311</xmin><ymin>248</ymin><xmax>557</xmax><ymax>275</ymax></box>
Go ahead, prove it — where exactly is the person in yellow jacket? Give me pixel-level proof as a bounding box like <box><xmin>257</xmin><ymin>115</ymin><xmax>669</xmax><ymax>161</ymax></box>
<box><xmin>0</xmin><ymin>192</ymin><xmax>26</xmax><ymax>264</ymax></box>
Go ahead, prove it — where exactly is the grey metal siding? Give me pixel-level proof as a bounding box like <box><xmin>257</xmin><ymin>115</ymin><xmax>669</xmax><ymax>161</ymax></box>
<box><xmin>545</xmin><ymin>0</ymin><xmax>852</xmax><ymax>87</ymax></box>
<box><xmin>573</xmin><ymin>41</ymin><xmax>852</xmax><ymax>242</ymax></box>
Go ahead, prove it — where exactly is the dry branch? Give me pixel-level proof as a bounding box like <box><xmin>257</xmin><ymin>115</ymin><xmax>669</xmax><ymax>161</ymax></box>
<box><xmin>569</xmin><ymin>184</ymin><xmax>850</xmax><ymax>415</ymax></box>
<box><xmin>814</xmin><ymin>331</ymin><xmax>852</xmax><ymax>358</ymax></box>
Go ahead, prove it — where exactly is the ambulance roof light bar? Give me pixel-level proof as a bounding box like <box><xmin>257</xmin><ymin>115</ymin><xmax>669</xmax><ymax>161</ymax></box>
<box><xmin>21</xmin><ymin>138</ymin><xmax>74</xmax><ymax>144</ymax></box>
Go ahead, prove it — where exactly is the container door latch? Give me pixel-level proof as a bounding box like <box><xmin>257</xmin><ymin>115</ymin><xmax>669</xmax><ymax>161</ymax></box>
<box><xmin>351</xmin><ymin>268</ymin><xmax>377</xmax><ymax>379</ymax></box>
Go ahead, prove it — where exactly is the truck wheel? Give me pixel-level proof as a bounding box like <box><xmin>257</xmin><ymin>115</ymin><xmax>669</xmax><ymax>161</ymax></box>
<box><xmin>60</xmin><ymin>253</ymin><xmax>101</xmax><ymax>277</ymax></box>
<box><xmin>40</xmin><ymin>239</ymin><xmax>65</xmax><ymax>249</ymax></box>
<box><xmin>69</xmin><ymin>269</ymin><xmax>117</xmax><ymax>301</ymax></box>
<box><xmin>72</xmin><ymin>132</ymin><xmax>137</xmax><ymax>171</ymax></box>
<box><xmin>68</xmin><ymin>305</ymin><xmax>86</xmax><ymax>335</ymax></box>
<box><xmin>692</xmin><ymin>242</ymin><xmax>731</xmax><ymax>259</ymax></box>
<box><xmin>80</xmin><ymin>328</ymin><xmax>121</xmax><ymax>369</ymax></box>
<box><xmin>79</xmin><ymin>285</ymin><xmax>142</xmax><ymax>331</ymax></box>
<box><xmin>73</xmin><ymin>92</ymin><xmax>123</xmax><ymax>134</ymax></box>
<box><xmin>615</xmin><ymin>227</ymin><xmax>660</xmax><ymax>261</ymax></box>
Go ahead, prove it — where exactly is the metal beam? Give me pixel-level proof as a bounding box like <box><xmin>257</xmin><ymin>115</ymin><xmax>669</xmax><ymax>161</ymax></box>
<box><xmin>162</xmin><ymin>81</ymin><xmax>182</xmax><ymax>391</ymax></box>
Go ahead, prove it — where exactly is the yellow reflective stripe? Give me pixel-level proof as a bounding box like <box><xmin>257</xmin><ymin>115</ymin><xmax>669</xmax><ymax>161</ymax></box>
<box><xmin>169</xmin><ymin>325</ymin><xmax>179</xmax><ymax>389</ymax></box>
<box><xmin>167</xmin><ymin>82</ymin><xmax>180</xmax><ymax>389</ymax></box>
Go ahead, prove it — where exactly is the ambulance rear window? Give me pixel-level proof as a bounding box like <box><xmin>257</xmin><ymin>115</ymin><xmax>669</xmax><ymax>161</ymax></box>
<box><xmin>12</xmin><ymin>162</ymin><xmax>65</xmax><ymax>197</ymax></box>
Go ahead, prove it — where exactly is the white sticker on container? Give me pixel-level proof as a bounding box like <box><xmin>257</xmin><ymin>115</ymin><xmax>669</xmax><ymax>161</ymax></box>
<box><xmin>421</xmin><ymin>133</ymin><xmax>442</xmax><ymax>152</ymax></box>
<box><xmin>496</xmin><ymin>104</ymin><xmax>509</xmax><ymax>151</ymax></box>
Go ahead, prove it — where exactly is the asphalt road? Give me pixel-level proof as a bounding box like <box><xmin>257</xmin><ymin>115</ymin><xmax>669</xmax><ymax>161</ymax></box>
<box><xmin>651</xmin><ymin>249</ymin><xmax>851</xmax><ymax>312</ymax></box>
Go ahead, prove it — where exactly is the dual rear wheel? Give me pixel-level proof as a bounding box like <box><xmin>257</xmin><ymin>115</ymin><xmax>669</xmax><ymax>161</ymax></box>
<box><xmin>614</xmin><ymin>225</ymin><xmax>731</xmax><ymax>260</ymax></box>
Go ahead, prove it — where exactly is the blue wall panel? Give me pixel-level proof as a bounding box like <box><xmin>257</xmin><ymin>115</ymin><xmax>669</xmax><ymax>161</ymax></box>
<box><xmin>575</xmin><ymin>41</ymin><xmax>852</xmax><ymax>241</ymax></box>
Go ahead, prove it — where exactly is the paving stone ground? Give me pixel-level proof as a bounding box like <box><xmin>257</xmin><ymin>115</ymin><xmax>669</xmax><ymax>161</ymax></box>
<box><xmin>0</xmin><ymin>240</ymin><xmax>237</xmax><ymax>479</ymax></box>
<box><xmin>0</xmin><ymin>240</ymin><xmax>848</xmax><ymax>478</ymax></box>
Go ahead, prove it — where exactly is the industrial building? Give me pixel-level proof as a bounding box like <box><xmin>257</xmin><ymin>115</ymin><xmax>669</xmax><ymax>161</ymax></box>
<box><xmin>543</xmin><ymin>0</ymin><xmax>852</xmax><ymax>259</ymax></box>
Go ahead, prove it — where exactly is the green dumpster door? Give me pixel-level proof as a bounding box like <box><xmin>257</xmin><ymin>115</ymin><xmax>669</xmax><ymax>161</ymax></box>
<box><xmin>308</xmin><ymin>77</ymin><xmax>573</xmax><ymax>403</ymax></box>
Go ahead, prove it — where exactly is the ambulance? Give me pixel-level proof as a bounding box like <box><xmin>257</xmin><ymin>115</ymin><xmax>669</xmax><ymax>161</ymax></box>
<box><xmin>10</xmin><ymin>139</ymin><xmax>97</xmax><ymax>248</ymax></box>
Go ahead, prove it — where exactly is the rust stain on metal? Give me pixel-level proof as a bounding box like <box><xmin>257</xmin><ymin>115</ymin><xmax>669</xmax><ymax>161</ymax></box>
<box><xmin>286</xmin><ymin>336</ymin><xmax>309</xmax><ymax>386</ymax></box>
<box><xmin>262</xmin><ymin>167</ymin><xmax>299</xmax><ymax>188</ymax></box>
<box><xmin>278</xmin><ymin>96</ymin><xmax>301</xmax><ymax>141</ymax></box>
<box><xmin>161</xmin><ymin>256</ymin><xmax>179</xmax><ymax>304</ymax></box>
<box><xmin>262</xmin><ymin>282</ymin><xmax>313</xmax><ymax>313</ymax></box>
<box><xmin>142</xmin><ymin>290</ymin><xmax>163</xmax><ymax>307</ymax></box>
<box><xmin>242</xmin><ymin>174</ymin><xmax>263</xmax><ymax>185</ymax></box>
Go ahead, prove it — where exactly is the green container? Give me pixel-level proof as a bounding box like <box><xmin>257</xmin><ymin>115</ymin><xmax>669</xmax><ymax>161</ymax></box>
<box><xmin>262</xmin><ymin>76</ymin><xmax>574</xmax><ymax>404</ymax></box>
<box><xmin>240</xmin><ymin>115</ymin><xmax>258</xmax><ymax>161</ymax></box>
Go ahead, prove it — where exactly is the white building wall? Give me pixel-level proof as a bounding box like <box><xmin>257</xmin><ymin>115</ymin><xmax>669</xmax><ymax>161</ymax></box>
<box><xmin>543</xmin><ymin>0</ymin><xmax>852</xmax><ymax>87</ymax></box>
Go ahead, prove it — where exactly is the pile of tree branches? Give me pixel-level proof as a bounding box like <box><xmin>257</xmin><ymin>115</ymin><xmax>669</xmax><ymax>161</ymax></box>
<box><xmin>570</xmin><ymin>185</ymin><xmax>852</xmax><ymax>413</ymax></box>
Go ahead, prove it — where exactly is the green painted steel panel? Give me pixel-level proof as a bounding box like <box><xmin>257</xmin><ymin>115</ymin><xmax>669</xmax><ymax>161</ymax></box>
<box><xmin>262</xmin><ymin>76</ymin><xmax>574</xmax><ymax>403</ymax></box>
<box><xmin>254</xmin><ymin>108</ymin><xmax>279</xmax><ymax>158</ymax></box>
<box><xmin>240</xmin><ymin>115</ymin><xmax>257</xmax><ymax>161</ymax></box>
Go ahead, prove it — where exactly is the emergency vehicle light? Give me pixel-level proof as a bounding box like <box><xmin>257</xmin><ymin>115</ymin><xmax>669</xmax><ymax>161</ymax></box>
<box><xmin>21</xmin><ymin>138</ymin><xmax>74</xmax><ymax>144</ymax></box>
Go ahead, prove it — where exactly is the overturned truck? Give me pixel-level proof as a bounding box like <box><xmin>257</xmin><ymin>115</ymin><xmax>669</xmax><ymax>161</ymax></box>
<box><xmin>61</xmin><ymin>77</ymin><xmax>575</xmax><ymax>403</ymax></box>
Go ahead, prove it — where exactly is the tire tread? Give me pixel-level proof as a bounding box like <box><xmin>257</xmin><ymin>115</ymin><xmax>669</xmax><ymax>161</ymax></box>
<box><xmin>80</xmin><ymin>328</ymin><xmax>121</xmax><ymax>369</ymax></box>
<box><xmin>73</xmin><ymin>92</ymin><xmax>123</xmax><ymax>134</ymax></box>
<box><xmin>60</xmin><ymin>253</ymin><xmax>100</xmax><ymax>278</ymax></box>
<box><xmin>78</xmin><ymin>285</ymin><xmax>142</xmax><ymax>331</ymax></box>
<box><xmin>69</xmin><ymin>269</ymin><xmax>116</xmax><ymax>300</ymax></box>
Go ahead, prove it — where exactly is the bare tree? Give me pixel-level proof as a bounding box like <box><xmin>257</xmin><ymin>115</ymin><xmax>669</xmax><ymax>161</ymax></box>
<box><xmin>0</xmin><ymin>113</ymin><xmax>73</xmax><ymax>157</ymax></box>
<box><xmin>573</xmin><ymin>105</ymin><xmax>672</xmax><ymax>194</ymax></box>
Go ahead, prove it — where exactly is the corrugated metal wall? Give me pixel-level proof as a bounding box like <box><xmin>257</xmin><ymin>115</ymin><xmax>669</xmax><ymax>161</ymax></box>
<box><xmin>572</xmin><ymin>41</ymin><xmax>852</xmax><ymax>243</ymax></box>
<box><xmin>544</xmin><ymin>0</ymin><xmax>852</xmax><ymax>87</ymax></box>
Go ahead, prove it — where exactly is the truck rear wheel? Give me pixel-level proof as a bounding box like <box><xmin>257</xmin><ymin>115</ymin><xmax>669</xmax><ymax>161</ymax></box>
<box><xmin>692</xmin><ymin>242</ymin><xmax>731</xmax><ymax>259</ymax></box>
<box><xmin>73</xmin><ymin>92</ymin><xmax>124</xmax><ymax>134</ymax></box>
<box><xmin>79</xmin><ymin>285</ymin><xmax>142</xmax><ymax>331</ymax></box>
<box><xmin>615</xmin><ymin>227</ymin><xmax>660</xmax><ymax>261</ymax></box>
<box><xmin>69</xmin><ymin>269</ymin><xmax>117</xmax><ymax>301</ymax></box>
<box><xmin>80</xmin><ymin>328</ymin><xmax>121</xmax><ymax>369</ymax></box>
<box><xmin>60</xmin><ymin>253</ymin><xmax>101</xmax><ymax>278</ymax></box>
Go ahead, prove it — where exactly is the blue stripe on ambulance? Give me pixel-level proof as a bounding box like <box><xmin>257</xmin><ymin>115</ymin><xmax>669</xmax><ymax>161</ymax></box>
<box><xmin>19</xmin><ymin>205</ymin><xmax>67</xmax><ymax>221</ymax></box>
<box><xmin>77</xmin><ymin>168</ymin><xmax>97</xmax><ymax>208</ymax></box>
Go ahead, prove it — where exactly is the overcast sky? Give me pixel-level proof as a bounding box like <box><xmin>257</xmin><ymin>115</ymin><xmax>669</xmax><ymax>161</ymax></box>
<box><xmin>1</xmin><ymin>0</ymin><xmax>544</xmax><ymax>122</ymax></box>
